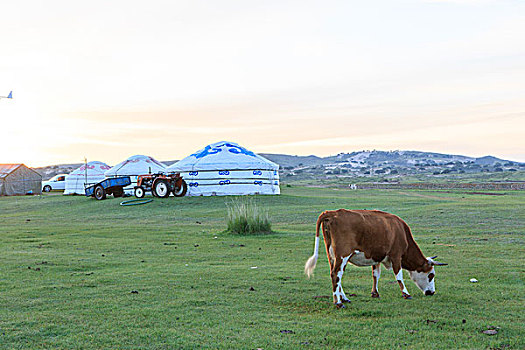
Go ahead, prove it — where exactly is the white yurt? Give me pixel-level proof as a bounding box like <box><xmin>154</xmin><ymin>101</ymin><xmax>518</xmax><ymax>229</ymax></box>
<box><xmin>64</xmin><ymin>161</ymin><xmax>111</xmax><ymax>195</ymax></box>
<box><xmin>105</xmin><ymin>155</ymin><xmax>166</xmax><ymax>193</ymax></box>
<box><xmin>165</xmin><ymin>141</ymin><xmax>280</xmax><ymax>196</ymax></box>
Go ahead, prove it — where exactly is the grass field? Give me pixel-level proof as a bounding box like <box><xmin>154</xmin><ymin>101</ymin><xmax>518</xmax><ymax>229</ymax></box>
<box><xmin>1</xmin><ymin>187</ymin><xmax>523</xmax><ymax>349</ymax></box>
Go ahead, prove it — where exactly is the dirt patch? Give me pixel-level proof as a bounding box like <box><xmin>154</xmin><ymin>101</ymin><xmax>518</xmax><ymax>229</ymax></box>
<box><xmin>397</xmin><ymin>192</ymin><xmax>453</xmax><ymax>201</ymax></box>
<box><xmin>464</xmin><ymin>192</ymin><xmax>506</xmax><ymax>196</ymax></box>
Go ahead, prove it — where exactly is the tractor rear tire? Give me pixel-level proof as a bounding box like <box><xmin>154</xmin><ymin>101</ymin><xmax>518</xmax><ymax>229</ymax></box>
<box><xmin>173</xmin><ymin>179</ymin><xmax>188</xmax><ymax>197</ymax></box>
<box><xmin>153</xmin><ymin>179</ymin><xmax>170</xmax><ymax>198</ymax></box>
<box><xmin>94</xmin><ymin>185</ymin><xmax>106</xmax><ymax>200</ymax></box>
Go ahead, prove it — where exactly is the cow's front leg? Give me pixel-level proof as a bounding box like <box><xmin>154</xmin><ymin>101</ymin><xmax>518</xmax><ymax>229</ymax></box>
<box><xmin>371</xmin><ymin>264</ymin><xmax>381</xmax><ymax>298</ymax></box>
<box><xmin>330</xmin><ymin>255</ymin><xmax>351</xmax><ymax>308</ymax></box>
<box><xmin>392</xmin><ymin>265</ymin><xmax>411</xmax><ymax>299</ymax></box>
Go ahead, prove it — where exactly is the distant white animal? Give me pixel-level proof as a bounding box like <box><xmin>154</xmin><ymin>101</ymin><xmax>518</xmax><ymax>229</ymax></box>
<box><xmin>350</xmin><ymin>184</ymin><xmax>357</xmax><ymax>190</ymax></box>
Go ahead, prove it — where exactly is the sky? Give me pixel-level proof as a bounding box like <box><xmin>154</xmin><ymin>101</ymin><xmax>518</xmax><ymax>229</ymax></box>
<box><xmin>1</xmin><ymin>0</ymin><xmax>524</xmax><ymax>167</ymax></box>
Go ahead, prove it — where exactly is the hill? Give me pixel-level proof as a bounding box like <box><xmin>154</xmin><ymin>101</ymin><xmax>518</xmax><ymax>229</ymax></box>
<box><xmin>33</xmin><ymin>150</ymin><xmax>524</xmax><ymax>181</ymax></box>
<box><xmin>260</xmin><ymin>150</ymin><xmax>513</xmax><ymax>169</ymax></box>
<box><xmin>261</xmin><ymin>150</ymin><xmax>524</xmax><ymax>184</ymax></box>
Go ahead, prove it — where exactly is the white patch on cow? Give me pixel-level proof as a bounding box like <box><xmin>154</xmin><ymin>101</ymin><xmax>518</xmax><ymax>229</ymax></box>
<box><xmin>333</xmin><ymin>255</ymin><xmax>351</xmax><ymax>304</ymax></box>
<box><xmin>348</xmin><ymin>250</ymin><xmax>381</xmax><ymax>267</ymax></box>
<box><xmin>328</xmin><ymin>245</ymin><xmax>335</xmax><ymax>261</ymax></box>
<box><xmin>340</xmin><ymin>289</ymin><xmax>350</xmax><ymax>301</ymax></box>
<box><xmin>395</xmin><ymin>270</ymin><xmax>409</xmax><ymax>295</ymax></box>
<box><xmin>373</xmin><ymin>266</ymin><xmax>381</xmax><ymax>290</ymax></box>
<box><xmin>409</xmin><ymin>267</ymin><xmax>436</xmax><ymax>294</ymax></box>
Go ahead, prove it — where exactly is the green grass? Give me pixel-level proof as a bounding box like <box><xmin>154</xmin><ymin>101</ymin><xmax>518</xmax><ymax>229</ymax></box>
<box><xmin>0</xmin><ymin>187</ymin><xmax>523</xmax><ymax>349</ymax></box>
<box><xmin>226</xmin><ymin>198</ymin><xmax>272</xmax><ymax>234</ymax></box>
<box><xmin>285</xmin><ymin>169</ymin><xmax>525</xmax><ymax>186</ymax></box>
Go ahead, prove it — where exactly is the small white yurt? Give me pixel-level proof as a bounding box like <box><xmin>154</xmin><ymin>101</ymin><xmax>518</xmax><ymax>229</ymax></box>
<box><xmin>166</xmin><ymin>141</ymin><xmax>280</xmax><ymax>196</ymax></box>
<box><xmin>105</xmin><ymin>155</ymin><xmax>166</xmax><ymax>193</ymax></box>
<box><xmin>64</xmin><ymin>161</ymin><xmax>111</xmax><ymax>195</ymax></box>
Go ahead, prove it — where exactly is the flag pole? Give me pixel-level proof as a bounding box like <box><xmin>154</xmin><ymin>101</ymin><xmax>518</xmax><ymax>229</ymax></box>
<box><xmin>84</xmin><ymin>157</ymin><xmax>88</xmax><ymax>189</ymax></box>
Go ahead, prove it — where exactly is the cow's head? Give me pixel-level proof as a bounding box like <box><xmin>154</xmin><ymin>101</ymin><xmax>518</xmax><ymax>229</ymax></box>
<box><xmin>409</xmin><ymin>256</ymin><xmax>447</xmax><ymax>296</ymax></box>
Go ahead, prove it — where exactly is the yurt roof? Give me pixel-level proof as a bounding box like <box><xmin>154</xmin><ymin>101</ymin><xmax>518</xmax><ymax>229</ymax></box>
<box><xmin>68</xmin><ymin>161</ymin><xmax>111</xmax><ymax>176</ymax></box>
<box><xmin>166</xmin><ymin>141</ymin><xmax>278</xmax><ymax>172</ymax></box>
<box><xmin>105</xmin><ymin>155</ymin><xmax>166</xmax><ymax>176</ymax></box>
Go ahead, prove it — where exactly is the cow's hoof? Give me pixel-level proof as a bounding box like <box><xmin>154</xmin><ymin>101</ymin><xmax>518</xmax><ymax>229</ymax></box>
<box><xmin>335</xmin><ymin>303</ymin><xmax>345</xmax><ymax>309</ymax></box>
<box><xmin>402</xmin><ymin>293</ymin><xmax>412</xmax><ymax>300</ymax></box>
<box><xmin>371</xmin><ymin>292</ymin><xmax>380</xmax><ymax>298</ymax></box>
<box><xmin>341</xmin><ymin>298</ymin><xmax>351</xmax><ymax>303</ymax></box>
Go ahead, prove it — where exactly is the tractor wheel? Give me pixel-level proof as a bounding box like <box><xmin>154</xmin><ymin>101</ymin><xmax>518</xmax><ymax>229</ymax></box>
<box><xmin>94</xmin><ymin>185</ymin><xmax>106</xmax><ymax>200</ymax></box>
<box><xmin>134</xmin><ymin>186</ymin><xmax>145</xmax><ymax>198</ymax></box>
<box><xmin>153</xmin><ymin>179</ymin><xmax>170</xmax><ymax>198</ymax></box>
<box><xmin>173</xmin><ymin>179</ymin><xmax>188</xmax><ymax>197</ymax></box>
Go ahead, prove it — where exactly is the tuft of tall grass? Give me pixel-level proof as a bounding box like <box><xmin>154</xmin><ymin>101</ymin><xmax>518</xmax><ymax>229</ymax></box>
<box><xmin>226</xmin><ymin>197</ymin><xmax>272</xmax><ymax>234</ymax></box>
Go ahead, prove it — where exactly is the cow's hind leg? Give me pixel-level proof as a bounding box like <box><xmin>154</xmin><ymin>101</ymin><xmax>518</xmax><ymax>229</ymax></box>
<box><xmin>331</xmin><ymin>255</ymin><xmax>351</xmax><ymax>308</ymax></box>
<box><xmin>392</xmin><ymin>261</ymin><xmax>412</xmax><ymax>299</ymax></box>
<box><xmin>371</xmin><ymin>264</ymin><xmax>381</xmax><ymax>298</ymax></box>
<box><xmin>323</xmin><ymin>228</ymin><xmax>333</xmax><ymax>273</ymax></box>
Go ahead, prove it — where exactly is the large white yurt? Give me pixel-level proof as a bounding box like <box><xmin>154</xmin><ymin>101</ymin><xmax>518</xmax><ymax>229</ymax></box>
<box><xmin>105</xmin><ymin>155</ymin><xmax>166</xmax><ymax>193</ymax></box>
<box><xmin>166</xmin><ymin>141</ymin><xmax>280</xmax><ymax>196</ymax></box>
<box><xmin>64</xmin><ymin>161</ymin><xmax>111</xmax><ymax>195</ymax></box>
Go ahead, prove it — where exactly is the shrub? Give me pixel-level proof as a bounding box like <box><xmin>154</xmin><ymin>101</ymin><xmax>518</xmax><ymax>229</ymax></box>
<box><xmin>226</xmin><ymin>198</ymin><xmax>272</xmax><ymax>234</ymax></box>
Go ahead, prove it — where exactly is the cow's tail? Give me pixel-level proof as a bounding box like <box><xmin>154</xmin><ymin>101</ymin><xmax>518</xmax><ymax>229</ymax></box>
<box><xmin>304</xmin><ymin>211</ymin><xmax>331</xmax><ymax>278</ymax></box>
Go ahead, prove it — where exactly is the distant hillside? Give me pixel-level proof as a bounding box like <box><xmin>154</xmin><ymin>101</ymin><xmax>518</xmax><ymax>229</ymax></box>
<box><xmin>260</xmin><ymin>150</ymin><xmax>519</xmax><ymax>169</ymax></box>
<box><xmin>33</xmin><ymin>150</ymin><xmax>523</xmax><ymax>181</ymax></box>
<box><xmin>259</xmin><ymin>154</ymin><xmax>325</xmax><ymax>168</ymax></box>
<box><xmin>260</xmin><ymin>150</ymin><xmax>524</xmax><ymax>183</ymax></box>
<box><xmin>35</xmin><ymin>163</ymin><xmax>83</xmax><ymax>180</ymax></box>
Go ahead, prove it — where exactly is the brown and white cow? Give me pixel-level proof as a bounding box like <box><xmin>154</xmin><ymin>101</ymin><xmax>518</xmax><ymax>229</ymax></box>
<box><xmin>304</xmin><ymin>209</ymin><xmax>447</xmax><ymax>308</ymax></box>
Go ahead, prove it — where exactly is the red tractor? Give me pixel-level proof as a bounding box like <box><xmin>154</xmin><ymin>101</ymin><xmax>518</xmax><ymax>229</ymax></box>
<box><xmin>134</xmin><ymin>173</ymin><xmax>188</xmax><ymax>198</ymax></box>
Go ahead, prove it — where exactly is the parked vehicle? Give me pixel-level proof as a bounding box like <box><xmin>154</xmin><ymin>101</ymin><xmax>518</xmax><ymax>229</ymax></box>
<box><xmin>85</xmin><ymin>176</ymin><xmax>131</xmax><ymax>200</ymax></box>
<box><xmin>42</xmin><ymin>174</ymin><xmax>68</xmax><ymax>192</ymax></box>
<box><xmin>135</xmin><ymin>173</ymin><xmax>187</xmax><ymax>198</ymax></box>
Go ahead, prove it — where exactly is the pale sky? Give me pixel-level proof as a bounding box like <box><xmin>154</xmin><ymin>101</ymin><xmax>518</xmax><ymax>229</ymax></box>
<box><xmin>1</xmin><ymin>0</ymin><xmax>524</xmax><ymax>167</ymax></box>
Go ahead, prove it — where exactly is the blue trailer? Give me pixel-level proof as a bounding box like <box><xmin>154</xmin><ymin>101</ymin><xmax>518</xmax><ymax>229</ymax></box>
<box><xmin>85</xmin><ymin>176</ymin><xmax>131</xmax><ymax>200</ymax></box>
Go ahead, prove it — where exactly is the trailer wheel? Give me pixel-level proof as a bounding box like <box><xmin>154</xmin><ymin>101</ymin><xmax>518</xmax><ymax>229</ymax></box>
<box><xmin>94</xmin><ymin>185</ymin><xmax>106</xmax><ymax>200</ymax></box>
<box><xmin>134</xmin><ymin>186</ymin><xmax>145</xmax><ymax>198</ymax></box>
<box><xmin>153</xmin><ymin>179</ymin><xmax>170</xmax><ymax>198</ymax></box>
<box><xmin>173</xmin><ymin>179</ymin><xmax>188</xmax><ymax>197</ymax></box>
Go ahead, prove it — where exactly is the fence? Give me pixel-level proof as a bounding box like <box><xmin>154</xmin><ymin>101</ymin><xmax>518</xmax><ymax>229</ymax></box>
<box><xmin>354</xmin><ymin>182</ymin><xmax>525</xmax><ymax>190</ymax></box>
